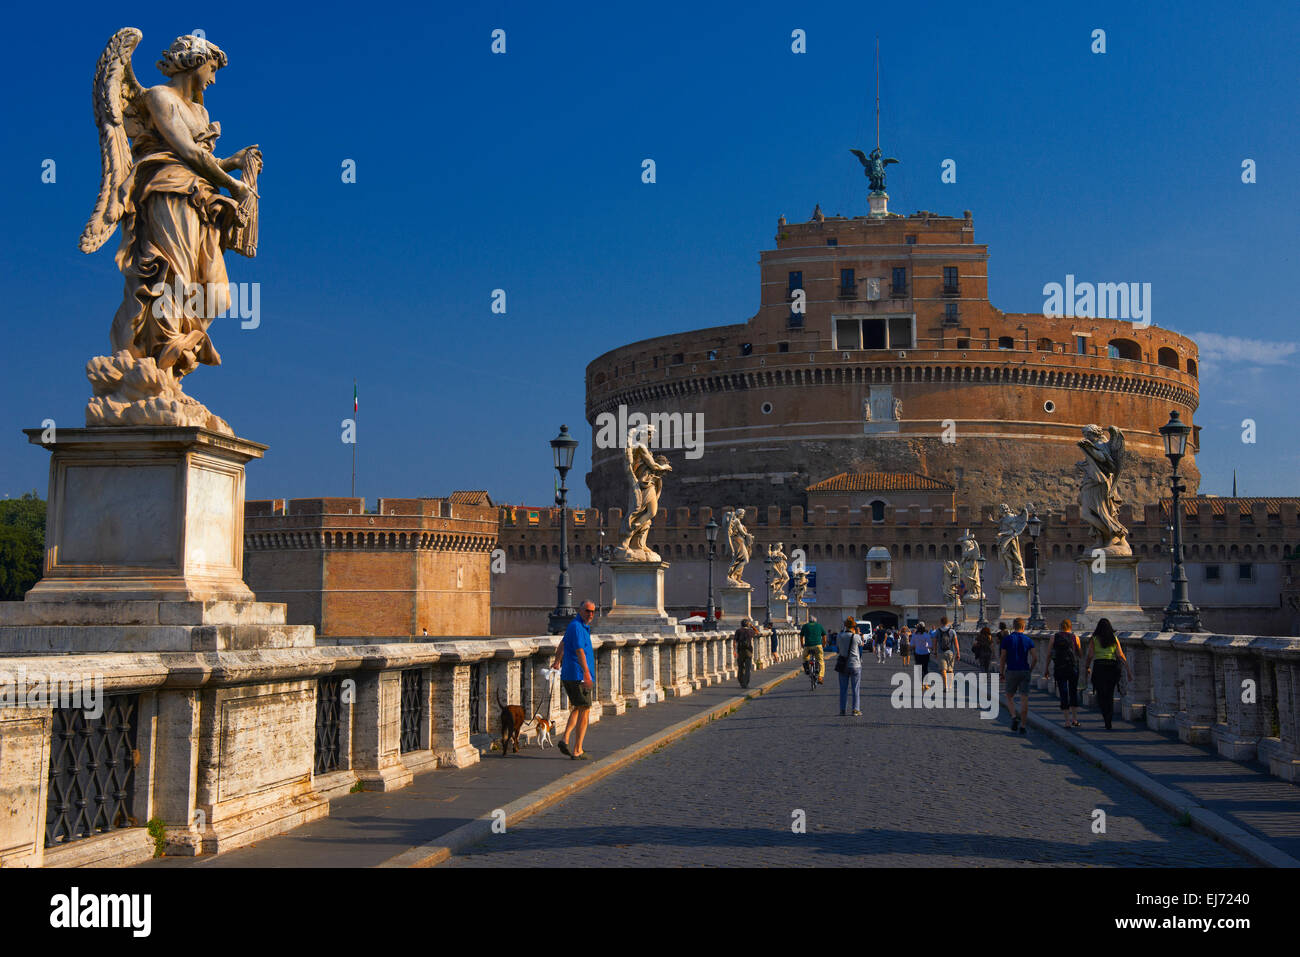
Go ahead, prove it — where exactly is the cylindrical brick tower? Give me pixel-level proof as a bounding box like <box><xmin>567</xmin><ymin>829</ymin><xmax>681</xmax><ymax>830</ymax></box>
<box><xmin>585</xmin><ymin>208</ymin><xmax>1199</xmax><ymax>514</ymax></box>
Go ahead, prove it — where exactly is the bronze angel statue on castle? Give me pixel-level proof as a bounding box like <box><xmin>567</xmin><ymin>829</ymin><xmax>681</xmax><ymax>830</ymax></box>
<box><xmin>79</xmin><ymin>28</ymin><xmax>261</xmax><ymax>434</ymax></box>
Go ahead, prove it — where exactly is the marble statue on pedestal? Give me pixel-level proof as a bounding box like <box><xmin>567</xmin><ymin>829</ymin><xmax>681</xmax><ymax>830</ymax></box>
<box><xmin>1078</xmin><ymin>424</ymin><xmax>1131</xmax><ymax>557</ymax></box>
<box><xmin>942</xmin><ymin>560</ymin><xmax>963</xmax><ymax>611</ymax></box>
<box><xmin>614</xmin><ymin>426</ymin><xmax>672</xmax><ymax>562</ymax></box>
<box><xmin>724</xmin><ymin>509</ymin><xmax>754</xmax><ymax>586</ymax></box>
<box><xmin>957</xmin><ymin>528</ymin><xmax>983</xmax><ymax>600</ymax></box>
<box><xmin>769</xmin><ymin>542</ymin><xmax>789</xmax><ymax>598</ymax></box>
<box><xmin>80</xmin><ymin>29</ymin><xmax>261</xmax><ymax>435</ymax></box>
<box><xmin>991</xmin><ymin>504</ymin><xmax>1031</xmax><ymax>587</ymax></box>
<box><xmin>790</xmin><ymin>570</ymin><xmax>808</xmax><ymax>605</ymax></box>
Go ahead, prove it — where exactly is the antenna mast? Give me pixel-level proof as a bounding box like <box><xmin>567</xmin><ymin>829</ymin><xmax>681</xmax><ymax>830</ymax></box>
<box><xmin>875</xmin><ymin>36</ymin><xmax>881</xmax><ymax>150</ymax></box>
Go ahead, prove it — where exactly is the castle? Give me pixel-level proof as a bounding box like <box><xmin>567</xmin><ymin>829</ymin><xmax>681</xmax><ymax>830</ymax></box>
<box><xmin>584</xmin><ymin>207</ymin><xmax>1200</xmax><ymax>515</ymax></box>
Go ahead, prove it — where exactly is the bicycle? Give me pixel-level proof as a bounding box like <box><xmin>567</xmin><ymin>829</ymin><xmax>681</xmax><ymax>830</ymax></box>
<box><xmin>804</xmin><ymin>651</ymin><xmax>820</xmax><ymax>692</ymax></box>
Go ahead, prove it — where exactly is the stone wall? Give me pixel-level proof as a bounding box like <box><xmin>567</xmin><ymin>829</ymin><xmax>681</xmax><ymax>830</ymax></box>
<box><xmin>0</xmin><ymin>627</ymin><xmax>801</xmax><ymax>868</ymax></box>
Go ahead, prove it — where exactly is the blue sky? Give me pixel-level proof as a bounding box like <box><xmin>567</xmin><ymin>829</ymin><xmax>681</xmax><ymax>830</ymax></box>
<box><xmin>1</xmin><ymin>0</ymin><xmax>1296</xmax><ymax>506</ymax></box>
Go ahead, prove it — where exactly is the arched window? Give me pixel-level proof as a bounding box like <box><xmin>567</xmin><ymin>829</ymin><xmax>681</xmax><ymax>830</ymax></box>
<box><xmin>902</xmin><ymin>544</ymin><xmax>911</xmax><ymax>558</ymax></box>
<box><xmin>870</xmin><ymin>500</ymin><xmax>886</xmax><ymax>522</ymax></box>
<box><xmin>1036</xmin><ymin>337</ymin><xmax>1053</xmax><ymax>352</ymax></box>
<box><xmin>1157</xmin><ymin>347</ymin><xmax>1179</xmax><ymax>369</ymax></box>
<box><xmin>1107</xmin><ymin>338</ymin><xmax>1141</xmax><ymax>361</ymax></box>
<box><xmin>1187</xmin><ymin>358</ymin><xmax>1198</xmax><ymax>377</ymax></box>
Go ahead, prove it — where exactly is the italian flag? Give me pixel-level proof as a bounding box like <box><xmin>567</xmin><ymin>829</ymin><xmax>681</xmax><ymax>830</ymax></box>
<box><xmin>353</xmin><ymin>381</ymin><xmax>358</xmax><ymax>414</ymax></box>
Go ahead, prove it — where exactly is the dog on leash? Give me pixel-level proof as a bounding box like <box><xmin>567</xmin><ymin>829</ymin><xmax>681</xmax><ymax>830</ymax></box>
<box><xmin>532</xmin><ymin>715</ymin><xmax>554</xmax><ymax>750</ymax></box>
<box><xmin>496</xmin><ymin>687</ymin><xmax>528</xmax><ymax>756</ymax></box>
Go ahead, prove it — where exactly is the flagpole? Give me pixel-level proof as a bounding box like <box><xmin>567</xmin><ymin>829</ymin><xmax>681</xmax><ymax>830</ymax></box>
<box><xmin>351</xmin><ymin>377</ymin><xmax>357</xmax><ymax>499</ymax></box>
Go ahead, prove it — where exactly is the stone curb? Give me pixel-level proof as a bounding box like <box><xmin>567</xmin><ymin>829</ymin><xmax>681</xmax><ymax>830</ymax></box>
<box><xmin>1026</xmin><ymin>712</ymin><xmax>1300</xmax><ymax>868</ymax></box>
<box><xmin>376</xmin><ymin>661</ymin><xmax>803</xmax><ymax>868</ymax></box>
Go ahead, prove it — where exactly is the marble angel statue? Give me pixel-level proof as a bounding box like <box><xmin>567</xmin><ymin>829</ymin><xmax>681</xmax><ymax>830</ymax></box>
<box><xmin>724</xmin><ymin>509</ymin><xmax>754</xmax><ymax>586</ymax></box>
<box><xmin>615</xmin><ymin>426</ymin><xmax>672</xmax><ymax>562</ymax></box>
<box><xmin>79</xmin><ymin>29</ymin><xmax>261</xmax><ymax>433</ymax></box>
<box><xmin>1078</xmin><ymin>425</ymin><xmax>1131</xmax><ymax>556</ymax></box>
<box><xmin>991</xmin><ymin>504</ymin><xmax>1031</xmax><ymax>587</ymax></box>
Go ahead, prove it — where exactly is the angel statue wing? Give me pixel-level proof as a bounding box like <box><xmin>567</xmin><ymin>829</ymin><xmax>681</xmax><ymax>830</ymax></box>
<box><xmin>849</xmin><ymin>148</ymin><xmax>869</xmax><ymax>168</ymax></box>
<box><xmin>1106</xmin><ymin>426</ymin><xmax>1126</xmax><ymax>478</ymax></box>
<box><xmin>79</xmin><ymin>28</ymin><xmax>145</xmax><ymax>253</ymax></box>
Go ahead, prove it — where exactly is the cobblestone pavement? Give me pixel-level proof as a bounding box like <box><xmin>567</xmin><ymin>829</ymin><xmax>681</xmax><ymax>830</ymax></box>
<box><xmin>447</xmin><ymin>660</ymin><xmax>1247</xmax><ymax>867</ymax></box>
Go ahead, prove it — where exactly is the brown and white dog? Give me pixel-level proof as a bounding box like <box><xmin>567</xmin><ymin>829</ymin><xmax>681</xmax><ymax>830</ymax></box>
<box><xmin>532</xmin><ymin>715</ymin><xmax>554</xmax><ymax>750</ymax></box>
<box><xmin>495</xmin><ymin>688</ymin><xmax>557</xmax><ymax>755</ymax></box>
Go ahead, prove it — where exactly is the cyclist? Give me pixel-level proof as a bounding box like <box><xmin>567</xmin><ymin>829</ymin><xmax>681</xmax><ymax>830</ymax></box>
<box><xmin>800</xmin><ymin>614</ymin><xmax>827</xmax><ymax>685</ymax></box>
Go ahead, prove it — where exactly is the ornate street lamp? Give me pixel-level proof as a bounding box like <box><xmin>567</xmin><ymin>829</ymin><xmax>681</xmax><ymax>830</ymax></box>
<box><xmin>1159</xmin><ymin>410</ymin><xmax>1203</xmax><ymax>632</ymax></box>
<box><xmin>704</xmin><ymin>517</ymin><xmax>719</xmax><ymax>631</ymax></box>
<box><xmin>762</xmin><ymin>546</ymin><xmax>774</xmax><ymax>629</ymax></box>
<box><xmin>1027</xmin><ymin>510</ymin><xmax>1045</xmax><ymax>630</ymax></box>
<box><xmin>975</xmin><ymin>553</ymin><xmax>988</xmax><ymax>629</ymax></box>
<box><xmin>591</xmin><ymin>528</ymin><xmax>612</xmax><ymax>618</ymax></box>
<box><xmin>546</xmin><ymin>425</ymin><xmax>579</xmax><ymax>635</ymax></box>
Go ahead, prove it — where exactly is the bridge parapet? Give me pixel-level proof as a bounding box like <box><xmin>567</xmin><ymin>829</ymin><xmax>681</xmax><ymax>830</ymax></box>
<box><xmin>0</xmin><ymin>626</ymin><xmax>797</xmax><ymax>869</ymax></box>
<box><xmin>958</xmin><ymin>628</ymin><xmax>1300</xmax><ymax>785</ymax></box>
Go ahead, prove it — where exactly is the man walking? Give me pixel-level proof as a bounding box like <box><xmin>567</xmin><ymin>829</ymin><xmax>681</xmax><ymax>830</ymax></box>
<box><xmin>935</xmin><ymin>616</ymin><xmax>960</xmax><ymax>693</ymax></box>
<box><xmin>734</xmin><ymin>617</ymin><xmax>757</xmax><ymax>689</ymax></box>
<box><xmin>550</xmin><ymin>600</ymin><xmax>596</xmax><ymax>759</ymax></box>
<box><xmin>1000</xmin><ymin>616</ymin><xmax>1038</xmax><ymax>734</ymax></box>
<box><xmin>801</xmin><ymin>613</ymin><xmax>827</xmax><ymax>684</ymax></box>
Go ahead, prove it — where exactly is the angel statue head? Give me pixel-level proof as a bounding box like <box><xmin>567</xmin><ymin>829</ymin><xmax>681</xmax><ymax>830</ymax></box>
<box><xmin>157</xmin><ymin>36</ymin><xmax>227</xmax><ymax>102</ymax></box>
<box><xmin>157</xmin><ymin>35</ymin><xmax>227</xmax><ymax>75</ymax></box>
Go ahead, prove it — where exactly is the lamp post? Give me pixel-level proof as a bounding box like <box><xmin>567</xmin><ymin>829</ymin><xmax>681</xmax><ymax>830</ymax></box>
<box><xmin>591</xmin><ymin>529</ymin><xmax>612</xmax><ymax>617</ymax></box>
<box><xmin>763</xmin><ymin>547</ymin><xmax>774</xmax><ymax>629</ymax></box>
<box><xmin>976</xmin><ymin>553</ymin><xmax>988</xmax><ymax>629</ymax></box>
<box><xmin>546</xmin><ymin>425</ymin><xmax>579</xmax><ymax>635</ymax></box>
<box><xmin>1027</xmin><ymin>510</ymin><xmax>1045</xmax><ymax>630</ymax></box>
<box><xmin>1159</xmin><ymin>410</ymin><xmax>1203</xmax><ymax>632</ymax></box>
<box><xmin>704</xmin><ymin>517</ymin><xmax>719</xmax><ymax>631</ymax></box>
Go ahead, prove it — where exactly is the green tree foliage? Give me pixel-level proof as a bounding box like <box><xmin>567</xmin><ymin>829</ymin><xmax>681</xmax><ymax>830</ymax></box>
<box><xmin>0</xmin><ymin>491</ymin><xmax>45</xmax><ymax>600</ymax></box>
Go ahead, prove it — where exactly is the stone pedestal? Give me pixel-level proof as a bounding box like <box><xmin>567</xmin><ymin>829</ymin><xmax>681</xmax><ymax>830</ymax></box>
<box><xmin>23</xmin><ymin>427</ymin><xmax>263</xmax><ymax>604</ymax></box>
<box><xmin>868</xmin><ymin>190</ymin><xmax>889</xmax><ymax>218</ymax></box>
<box><xmin>603</xmin><ymin>561</ymin><xmax>678</xmax><ymax>633</ymax></box>
<box><xmin>1075</xmin><ymin>555</ymin><xmax>1158</xmax><ymax>632</ymax></box>
<box><xmin>997</xmin><ymin>583</ymin><xmax>1029</xmax><ymax>620</ymax></box>
<box><xmin>767</xmin><ymin>594</ymin><xmax>790</xmax><ymax>626</ymax></box>
<box><xmin>719</xmin><ymin>584</ymin><xmax>752</xmax><ymax>623</ymax></box>
<box><xmin>0</xmin><ymin>428</ymin><xmax>314</xmax><ymax>655</ymax></box>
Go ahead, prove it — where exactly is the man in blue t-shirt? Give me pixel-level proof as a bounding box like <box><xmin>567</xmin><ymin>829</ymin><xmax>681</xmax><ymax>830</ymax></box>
<box><xmin>550</xmin><ymin>600</ymin><xmax>596</xmax><ymax>759</ymax></box>
<box><xmin>1000</xmin><ymin>616</ymin><xmax>1039</xmax><ymax>734</ymax></box>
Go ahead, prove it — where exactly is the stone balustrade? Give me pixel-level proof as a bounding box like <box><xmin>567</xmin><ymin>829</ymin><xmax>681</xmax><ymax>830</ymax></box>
<box><xmin>958</xmin><ymin>629</ymin><xmax>1300</xmax><ymax>785</ymax></box>
<box><xmin>0</xmin><ymin>626</ymin><xmax>797</xmax><ymax>868</ymax></box>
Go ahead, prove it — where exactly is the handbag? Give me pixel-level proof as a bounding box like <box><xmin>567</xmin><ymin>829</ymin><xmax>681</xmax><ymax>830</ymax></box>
<box><xmin>833</xmin><ymin>632</ymin><xmax>850</xmax><ymax>674</ymax></box>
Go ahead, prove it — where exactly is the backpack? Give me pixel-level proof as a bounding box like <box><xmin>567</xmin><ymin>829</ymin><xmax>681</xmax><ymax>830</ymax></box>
<box><xmin>1052</xmin><ymin>632</ymin><xmax>1077</xmax><ymax>672</ymax></box>
<box><xmin>937</xmin><ymin>626</ymin><xmax>956</xmax><ymax>653</ymax></box>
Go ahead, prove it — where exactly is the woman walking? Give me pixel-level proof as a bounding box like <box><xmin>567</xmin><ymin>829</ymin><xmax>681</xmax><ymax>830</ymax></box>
<box><xmin>836</xmin><ymin>617</ymin><xmax>866</xmax><ymax>716</ymax></box>
<box><xmin>1082</xmin><ymin>617</ymin><xmax>1133</xmax><ymax>730</ymax></box>
<box><xmin>1045</xmin><ymin>619</ymin><xmax>1082</xmax><ymax>728</ymax></box>
<box><xmin>972</xmin><ymin>626</ymin><xmax>994</xmax><ymax>674</ymax></box>
<box><xmin>899</xmin><ymin>626</ymin><xmax>912</xmax><ymax>668</ymax></box>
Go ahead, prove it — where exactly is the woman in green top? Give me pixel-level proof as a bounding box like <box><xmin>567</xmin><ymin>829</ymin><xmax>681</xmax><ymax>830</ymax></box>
<box><xmin>1082</xmin><ymin>617</ymin><xmax>1134</xmax><ymax>730</ymax></box>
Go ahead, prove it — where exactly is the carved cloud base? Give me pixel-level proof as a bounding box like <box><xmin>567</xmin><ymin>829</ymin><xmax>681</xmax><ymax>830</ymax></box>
<box><xmin>85</xmin><ymin>351</ymin><xmax>233</xmax><ymax>436</ymax></box>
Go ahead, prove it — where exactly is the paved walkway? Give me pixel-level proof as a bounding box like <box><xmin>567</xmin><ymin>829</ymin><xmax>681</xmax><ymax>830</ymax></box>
<box><xmin>142</xmin><ymin>668</ymin><xmax>784</xmax><ymax>868</ymax></box>
<box><xmin>446</xmin><ymin>658</ymin><xmax>1253</xmax><ymax>867</ymax></box>
<box><xmin>1010</xmin><ymin>659</ymin><xmax>1300</xmax><ymax>860</ymax></box>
